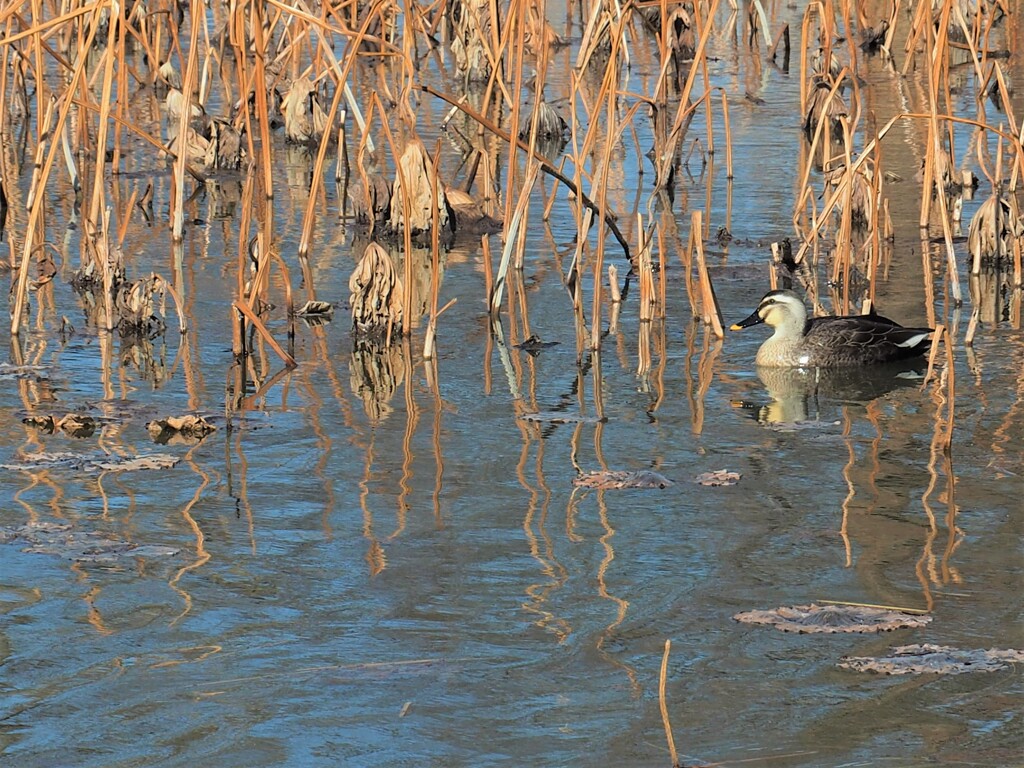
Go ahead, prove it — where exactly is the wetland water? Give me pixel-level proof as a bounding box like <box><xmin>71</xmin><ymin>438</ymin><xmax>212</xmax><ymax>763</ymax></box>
<box><xmin>1</xmin><ymin>1</ymin><xmax>1022</xmax><ymax>766</ymax></box>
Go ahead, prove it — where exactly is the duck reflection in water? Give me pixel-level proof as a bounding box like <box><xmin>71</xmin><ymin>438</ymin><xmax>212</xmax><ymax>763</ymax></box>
<box><xmin>730</xmin><ymin>289</ymin><xmax>932</xmax><ymax>425</ymax></box>
<box><xmin>735</xmin><ymin>364</ymin><xmax>926</xmax><ymax>427</ymax></box>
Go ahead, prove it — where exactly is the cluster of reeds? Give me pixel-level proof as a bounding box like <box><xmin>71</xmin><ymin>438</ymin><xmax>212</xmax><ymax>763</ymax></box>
<box><xmin>0</xmin><ymin>0</ymin><xmax>743</xmax><ymax>397</ymax></box>
<box><xmin>1</xmin><ymin>0</ymin><xmax>1021</xmax><ymax>411</ymax></box>
<box><xmin>785</xmin><ymin>0</ymin><xmax>1022</xmax><ymax>324</ymax></box>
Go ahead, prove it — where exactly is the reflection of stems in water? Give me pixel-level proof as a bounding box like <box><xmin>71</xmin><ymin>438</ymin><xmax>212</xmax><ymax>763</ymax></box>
<box><xmin>490</xmin><ymin>316</ymin><xmax>522</xmax><ymax>401</ymax></box>
<box><xmin>484</xmin><ymin>311</ymin><xmax>495</xmax><ymax>396</ymax></box>
<box><xmin>431</xmin><ymin>362</ymin><xmax>445</xmax><ymax>528</ymax></box>
<box><xmin>231</xmin><ymin>428</ymin><xmax>256</xmax><ymax>556</ymax></box>
<box><xmin>918</xmin><ymin>360</ymin><xmax>957</xmax><ymax>612</ymax></box>
<box><xmin>74</xmin><ymin>579</ymin><xmax>113</xmax><ymax>636</ymax></box>
<box><xmin>595</xmin><ymin>492</ymin><xmax>638</xmax><ymax>696</ymax></box>
<box><xmin>591</xmin><ymin>350</ymin><xmax>606</xmax><ymax>426</ymax></box>
<box><xmin>392</xmin><ymin>341</ymin><xmax>419</xmax><ymax>541</ymax></box>
<box><xmin>100</xmin><ymin>332</ymin><xmax>115</xmax><ymax>402</ymax></box>
<box><xmin>648</xmin><ymin>320</ymin><xmax>668</xmax><ymax>414</ymax></box>
<box><xmin>360</xmin><ymin>435</ymin><xmax>386</xmax><ymax>576</ymax></box>
<box><xmin>169</xmin><ymin>454</ymin><xmax>211</xmax><ymax>625</ymax></box>
<box><xmin>692</xmin><ymin>328</ymin><xmax>722</xmax><ymax>435</ymax></box>
<box><xmin>97</xmin><ymin>471</ymin><xmax>112</xmax><ymax>522</ymax></box>
<box><xmin>839</xmin><ymin>407</ymin><xmax>855</xmax><ymax>568</ymax></box>
<box><xmin>941</xmin><ymin>459</ymin><xmax>964</xmax><ymax>586</ymax></box>
<box><xmin>520</xmin><ymin>417</ymin><xmax>571</xmax><ymax>642</ymax></box>
<box><xmin>297</xmin><ymin>371</ymin><xmax>334</xmax><ymax>541</ymax></box>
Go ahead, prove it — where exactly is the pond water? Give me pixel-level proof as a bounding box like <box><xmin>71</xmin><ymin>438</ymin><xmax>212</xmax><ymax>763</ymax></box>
<box><xmin>1</xmin><ymin>1</ymin><xmax>1022</xmax><ymax>767</ymax></box>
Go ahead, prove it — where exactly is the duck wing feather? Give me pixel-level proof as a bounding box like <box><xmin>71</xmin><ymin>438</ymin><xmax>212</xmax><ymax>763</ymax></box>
<box><xmin>803</xmin><ymin>316</ymin><xmax>933</xmax><ymax>365</ymax></box>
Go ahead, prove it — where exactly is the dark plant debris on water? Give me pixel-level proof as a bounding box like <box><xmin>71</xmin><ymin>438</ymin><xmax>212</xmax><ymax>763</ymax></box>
<box><xmin>573</xmin><ymin>469</ymin><xmax>674</xmax><ymax>490</ymax></box>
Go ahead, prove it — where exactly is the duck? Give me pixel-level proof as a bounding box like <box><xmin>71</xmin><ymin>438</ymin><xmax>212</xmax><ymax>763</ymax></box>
<box><xmin>730</xmin><ymin>289</ymin><xmax>933</xmax><ymax>367</ymax></box>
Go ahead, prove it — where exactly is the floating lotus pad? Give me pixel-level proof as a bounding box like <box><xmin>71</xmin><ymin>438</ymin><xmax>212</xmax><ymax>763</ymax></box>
<box><xmin>146</xmin><ymin>415</ymin><xmax>216</xmax><ymax>443</ymax></box>
<box><xmin>0</xmin><ymin>451</ymin><xmax>179</xmax><ymax>473</ymax></box>
<box><xmin>733</xmin><ymin>603</ymin><xmax>932</xmax><ymax>634</ymax></box>
<box><xmin>0</xmin><ymin>363</ymin><xmax>47</xmax><ymax>380</ymax></box>
<box><xmin>573</xmin><ymin>470</ymin><xmax>674</xmax><ymax>489</ymax></box>
<box><xmin>1</xmin><ymin>522</ymin><xmax>179</xmax><ymax>563</ymax></box>
<box><xmin>694</xmin><ymin>469</ymin><xmax>741</xmax><ymax>486</ymax></box>
<box><xmin>519</xmin><ymin>411</ymin><xmax>604</xmax><ymax>424</ymax></box>
<box><xmin>839</xmin><ymin>644</ymin><xmax>1024</xmax><ymax>675</ymax></box>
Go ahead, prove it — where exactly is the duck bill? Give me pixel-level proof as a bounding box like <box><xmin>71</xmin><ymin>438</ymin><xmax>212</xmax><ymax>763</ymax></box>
<box><xmin>730</xmin><ymin>310</ymin><xmax>764</xmax><ymax>331</ymax></box>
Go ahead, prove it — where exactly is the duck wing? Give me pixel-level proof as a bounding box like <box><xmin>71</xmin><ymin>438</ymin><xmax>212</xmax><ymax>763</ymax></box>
<box><xmin>803</xmin><ymin>316</ymin><xmax>933</xmax><ymax>365</ymax></box>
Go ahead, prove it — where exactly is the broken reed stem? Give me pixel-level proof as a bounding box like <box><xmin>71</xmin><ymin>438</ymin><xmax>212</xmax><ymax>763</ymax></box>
<box><xmin>692</xmin><ymin>211</ymin><xmax>724</xmax><ymax>337</ymax></box>
<box><xmin>424</xmin><ymin>140</ymin><xmax>444</xmax><ymax>361</ymax></box>
<box><xmin>720</xmin><ymin>89</ymin><xmax>733</xmax><ymax>180</ymax></box>
<box><xmin>659</xmin><ymin>640</ymin><xmax>679</xmax><ymax>768</ymax></box>
<box><xmin>233</xmin><ymin>300</ymin><xmax>297</xmax><ymax>368</ymax></box>
<box><xmin>482</xmin><ymin>234</ymin><xmax>494</xmax><ymax>307</ymax></box>
<box><xmin>922</xmin><ymin>324</ymin><xmax>946</xmax><ymax>389</ymax></box>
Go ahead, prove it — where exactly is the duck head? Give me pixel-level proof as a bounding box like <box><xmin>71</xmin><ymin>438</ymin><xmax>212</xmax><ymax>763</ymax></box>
<box><xmin>730</xmin><ymin>289</ymin><xmax>808</xmax><ymax>335</ymax></box>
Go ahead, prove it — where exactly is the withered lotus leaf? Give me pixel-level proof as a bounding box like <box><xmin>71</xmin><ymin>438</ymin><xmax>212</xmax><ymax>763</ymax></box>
<box><xmin>573</xmin><ymin>470</ymin><xmax>674</xmax><ymax>490</ymax></box>
<box><xmin>734</xmin><ymin>604</ymin><xmax>931</xmax><ymax>634</ymax></box>
<box><xmin>840</xmin><ymin>644</ymin><xmax>1024</xmax><ymax>675</ymax></box>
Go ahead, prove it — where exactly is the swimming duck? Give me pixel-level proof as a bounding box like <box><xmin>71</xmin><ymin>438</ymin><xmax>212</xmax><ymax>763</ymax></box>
<box><xmin>731</xmin><ymin>289</ymin><xmax>933</xmax><ymax>367</ymax></box>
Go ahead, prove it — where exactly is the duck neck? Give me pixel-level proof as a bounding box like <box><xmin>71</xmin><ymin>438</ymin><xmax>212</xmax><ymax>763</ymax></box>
<box><xmin>756</xmin><ymin>314</ymin><xmax>808</xmax><ymax>367</ymax></box>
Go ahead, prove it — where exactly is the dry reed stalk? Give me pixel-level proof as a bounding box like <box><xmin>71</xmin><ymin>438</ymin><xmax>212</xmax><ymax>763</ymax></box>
<box><xmin>817</xmin><ymin>598</ymin><xmax>929</xmax><ymax>615</ymax></box>
<box><xmin>233</xmin><ymin>174</ymin><xmax>258</xmax><ymax>356</ymax></box>
<box><xmin>501</xmin><ymin>1</ymin><xmax>529</xmax><ymax>247</ymax></box>
<box><xmin>965</xmin><ymin>303</ymin><xmax>980</xmax><ymax>346</ymax></box>
<box><xmin>11</xmin><ymin>5</ymin><xmax>104</xmax><ymax>336</ymax></box>
<box><xmin>691</xmin><ymin>211</ymin><xmax>724</xmax><ymax>337</ymax></box>
<box><xmin>831</xmin><ymin>121</ymin><xmax>856</xmax><ymax>314</ymax></box>
<box><xmin>718</xmin><ymin>89</ymin><xmax>733</xmax><ymax>180</ymax></box>
<box><xmin>638</xmin><ymin>215</ymin><xmax>654</xmax><ymax>324</ymax></box>
<box><xmin>419</xmin><ymin>84</ymin><xmax>631</xmax><ymax>260</ymax></box>
<box><xmin>364</xmin><ymin>90</ymin><xmax>416</xmax><ymax>334</ymax></box>
<box><xmin>111</xmin><ymin>0</ymin><xmax>129</xmax><ymax>173</ymax></box>
<box><xmin>799</xmin><ymin>3</ymin><xmax>825</xmax><ymax>119</ymax></box>
<box><xmin>171</xmin><ymin>0</ymin><xmax>204</xmax><ymax>243</ymax></box>
<box><xmin>249</xmin><ymin>0</ymin><xmax>275</xmax><ymax>200</ymax></box>
<box><xmin>491</xmin><ymin>165</ymin><xmax>538</xmax><ymax>316</ymax></box>
<box><xmin>481</xmin><ymin>233</ymin><xmax>494</xmax><ymax>306</ymax></box>
<box><xmin>87</xmin><ymin>15</ymin><xmax>117</xmax><ymax>233</ymax></box>
<box><xmin>585</xmin><ymin>18</ymin><xmax>631</xmax><ymax>352</ymax></box>
<box><xmin>653</xmin><ymin>0</ymin><xmax>722</xmax><ymax>192</ymax></box>
<box><xmin>296</xmin><ymin>1</ymin><xmax>390</xmax><ymax>256</ymax></box>
<box><xmin>690</xmin><ymin>1</ymin><xmax>715</xmax><ymax>160</ymax></box>
<box><xmin>424</xmin><ymin>140</ymin><xmax>445</xmax><ymax>361</ymax></box>
<box><xmin>232</xmin><ymin>301</ymin><xmax>296</xmax><ymax>370</ymax></box>
<box><xmin>922</xmin><ymin>324</ymin><xmax>946</xmax><ymax>389</ymax></box>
